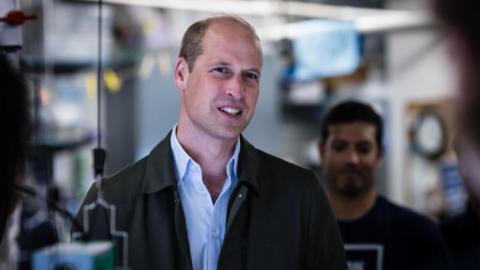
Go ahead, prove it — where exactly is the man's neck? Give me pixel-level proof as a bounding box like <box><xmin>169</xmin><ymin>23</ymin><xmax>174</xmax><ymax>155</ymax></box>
<box><xmin>176</xmin><ymin>126</ymin><xmax>236</xmax><ymax>168</ymax></box>
<box><xmin>176</xmin><ymin>124</ymin><xmax>238</xmax><ymax>202</ymax></box>
<box><xmin>327</xmin><ymin>189</ymin><xmax>378</xmax><ymax>221</ymax></box>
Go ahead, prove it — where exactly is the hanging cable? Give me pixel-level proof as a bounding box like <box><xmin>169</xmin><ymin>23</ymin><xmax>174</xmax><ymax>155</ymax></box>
<box><xmin>93</xmin><ymin>0</ymin><xmax>106</xmax><ymax>180</ymax></box>
<box><xmin>78</xmin><ymin>3</ymin><xmax>130</xmax><ymax>267</ymax></box>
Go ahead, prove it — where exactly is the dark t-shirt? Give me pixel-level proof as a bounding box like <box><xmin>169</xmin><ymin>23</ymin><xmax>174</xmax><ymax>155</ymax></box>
<box><xmin>440</xmin><ymin>203</ymin><xmax>480</xmax><ymax>270</ymax></box>
<box><xmin>338</xmin><ymin>196</ymin><xmax>451</xmax><ymax>270</ymax></box>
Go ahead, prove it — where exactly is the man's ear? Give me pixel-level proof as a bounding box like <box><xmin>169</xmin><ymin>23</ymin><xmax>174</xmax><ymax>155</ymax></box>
<box><xmin>174</xmin><ymin>58</ymin><xmax>188</xmax><ymax>92</ymax></box>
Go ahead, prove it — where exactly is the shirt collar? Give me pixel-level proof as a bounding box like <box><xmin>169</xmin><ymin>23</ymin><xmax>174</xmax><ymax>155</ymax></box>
<box><xmin>170</xmin><ymin>125</ymin><xmax>241</xmax><ymax>183</ymax></box>
<box><xmin>141</xmin><ymin>132</ymin><xmax>260</xmax><ymax>195</ymax></box>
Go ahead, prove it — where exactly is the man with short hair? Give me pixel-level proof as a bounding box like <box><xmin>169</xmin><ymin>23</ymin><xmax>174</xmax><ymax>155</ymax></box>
<box><xmin>318</xmin><ymin>100</ymin><xmax>451</xmax><ymax>270</ymax></box>
<box><xmin>75</xmin><ymin>15</ymin><xmax>347</xmax><ymax>270</ymax></box>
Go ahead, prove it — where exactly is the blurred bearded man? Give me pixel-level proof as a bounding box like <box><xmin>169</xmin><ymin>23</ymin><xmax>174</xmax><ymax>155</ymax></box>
<box><xmin>319</xmin><ymin>100</ymin><xmax>451</xmax><ymax>270</ymax></box>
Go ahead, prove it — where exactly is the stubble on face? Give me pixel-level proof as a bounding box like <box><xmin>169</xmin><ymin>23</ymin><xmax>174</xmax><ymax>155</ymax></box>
<box><xmin>326</xmin><ymin>164</ymin><xmax>374</xmax><ymax>199</ymax></box>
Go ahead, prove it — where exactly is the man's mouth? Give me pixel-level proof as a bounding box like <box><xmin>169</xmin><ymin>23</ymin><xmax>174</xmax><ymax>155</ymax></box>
<box><xmin>219</xmin><ymin>106</ymin><xmax>242</xmax><ymax>116</ymax></box>
<box><xmin>340</xmin><ymin>169</ymin><xmax>362</xmax><ymax>177</ymax></box>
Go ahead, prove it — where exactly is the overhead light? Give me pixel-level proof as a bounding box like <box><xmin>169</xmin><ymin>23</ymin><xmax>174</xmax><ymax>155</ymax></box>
<box><xmin>74</xmin><ymin>0</ymin><xmax>418</xmax><ymax>20</ymax></box>
<box><xmin>74</xmin><ymin>0</ymin><xmax>433</xmax><ymax>37</ymax></box>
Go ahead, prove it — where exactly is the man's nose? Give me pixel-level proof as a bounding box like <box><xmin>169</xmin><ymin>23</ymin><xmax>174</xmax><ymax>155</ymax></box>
<box><xmin>225</xmin><ymin>74</ymin><xmax>245</xmax><ymax>99</ymax></box>
<box><xmin>346</xmin><ymin>150</ymin><xmax>360</xmax><ymax>164</ymax></box>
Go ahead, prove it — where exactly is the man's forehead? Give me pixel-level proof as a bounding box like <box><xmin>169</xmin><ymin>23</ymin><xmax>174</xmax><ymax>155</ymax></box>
<box><xmin>328</xmin><ymin>122</ymin><xmax>377</xmax><ymax>139</ymax></box>
<box><xmin>200</xmin><ymin>24</ymin><xmax>263</xmax><ymax>67</ymax></box>
<box><xmin>207</xmin><ymin>19</ymin><xmax>257</xmax><ymax>37</ymax></box>
<box><xmin>204</xmin><ymin>21</ymin><xmax>262</xmax><ymax>51</ymax></box>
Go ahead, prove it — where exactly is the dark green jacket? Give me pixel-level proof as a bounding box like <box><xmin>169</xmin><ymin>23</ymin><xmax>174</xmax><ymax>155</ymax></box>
<box><xmin>74</xmin><ymin>134</ymin><xmax>347</xmax><ymax>270</ymax></box>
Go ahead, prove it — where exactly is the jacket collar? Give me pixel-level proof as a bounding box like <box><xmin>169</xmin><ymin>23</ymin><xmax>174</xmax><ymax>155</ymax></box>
<box><xmin>142</xmin><ymin>131</ymin><xmax>177</xmax><ymax>193</ymax></box>
<box><xmin>237</xmin><ymin>137</ymin><xmax>260</xmax><ymax>195</ymax></box>
<box><xmin>142</xmin><ymin>132</ymin><xmax>261</xmax><ymax>195</ymax></box>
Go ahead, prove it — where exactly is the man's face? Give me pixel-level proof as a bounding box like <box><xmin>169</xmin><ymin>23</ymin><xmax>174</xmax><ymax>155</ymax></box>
<box><xmin>446</xmin><ymin>32</ymin><xmax>480</xmax><ymax>148</ymax></box>
<box><xmin>175</xmin><ymin>22</ymin><xmax>262</xmax><ymax>141</ymax></box>
<box><xmin>320</xmin><ymin>122</ymin><xmax>382</xmax><ymax>198</ymax></box>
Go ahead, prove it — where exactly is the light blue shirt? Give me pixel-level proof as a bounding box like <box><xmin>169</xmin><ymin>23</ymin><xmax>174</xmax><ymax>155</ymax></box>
<box><xmin>170</xmin><ymin>127</ymin><xmax>240</xmax><ymax>270</ymax></box>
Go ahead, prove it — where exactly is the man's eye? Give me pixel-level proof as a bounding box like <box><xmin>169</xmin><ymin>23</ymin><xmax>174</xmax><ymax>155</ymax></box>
<box><xmin>244</xmin><ymin>72</ymin><xmax>258</xmax><ymax>80</ymax></box>
<box><xmin>357</xmin><ymin>145</ymin><xmax>372</xmax><ymax>154</ymax></box>
<box><xmin>213</xmin><ymin>67</ymin><xmax>229</xmax><ymax>73</ymax></box>
<box><xmin>332</xmin><ymin>143</ymin><xmax>346</xmax><ymax>152</ymax></box>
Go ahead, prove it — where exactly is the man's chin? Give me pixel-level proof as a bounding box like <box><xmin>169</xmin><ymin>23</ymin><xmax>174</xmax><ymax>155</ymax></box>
<box><xmin>211</xmin><ymin>126</ymin><xmax>244</xmax><ymax>141</ymax></box>
<box><xmin>335</xmin><ymin>179</ymin><xmax>369</xmax><ymax>198</ymax></box>
<box><xmin>338</xmin><ymin>187</ymin><xmax>365</xmax><ymax>199</ymax></box>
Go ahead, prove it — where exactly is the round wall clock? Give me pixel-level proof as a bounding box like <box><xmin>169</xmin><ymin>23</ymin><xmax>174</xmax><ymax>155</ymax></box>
<box><xmin>411</xmin><ymin>112</ymin><xmax>447</xmax><ymax>160</ymax></box>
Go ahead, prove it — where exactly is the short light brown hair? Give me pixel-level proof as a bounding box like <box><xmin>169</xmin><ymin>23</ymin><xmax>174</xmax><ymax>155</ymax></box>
<box><xmin>178</xmin><ymin>15</ymin><xmax>261</xmax><ymax>72</ymax></box>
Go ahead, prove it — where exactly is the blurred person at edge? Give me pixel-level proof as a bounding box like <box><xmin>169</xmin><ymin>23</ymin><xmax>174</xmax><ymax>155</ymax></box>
<box><xmin>433</xmin><ymin>1</ymin><xmax>480</xmax><ymax>268</ymax></box>
<box><xmin>432</xmin><ymin>0</ymin><xmax>480</xmax><ymax>151</ymax></box>
<box><xmin>0</xmin><ymin>53</ymin><xmax>30</xmax><ymax>269</ymax></box>
<box><xmin>318</xmin><ymin>100</ymin><xmax>452</xmax><ymax>270</ymax></box>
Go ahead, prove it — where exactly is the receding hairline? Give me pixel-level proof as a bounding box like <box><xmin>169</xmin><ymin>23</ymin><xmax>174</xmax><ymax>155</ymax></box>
<box><xmin>200</xmin><ymin>15</ymin><xmax>261</xmax><ymax>40</ymax></box>
<box><xmin>205</xmin><ymin>17</ymin><xmax>263</xmax><ymax>54</ymax></box>
<box><xmin>178</xmin><ymin>15</ymin><xmax>263</xmax><ymax>71</ymax></box>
